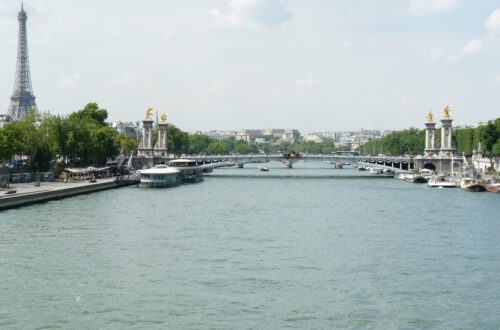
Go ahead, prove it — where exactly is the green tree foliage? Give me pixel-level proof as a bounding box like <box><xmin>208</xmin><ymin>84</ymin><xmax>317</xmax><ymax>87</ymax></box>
<box><xmin>188</xmin><ymin>134</ymin><xmax>212</xmax><ymax>155</ymax></box>
<box><xmin>234</xmin><ymin>140</ymin><xmax>252</xmax><ymax>154</ymax></box>
<box><xmin>481</xmin><ymin>120</ymin><xmax>500</xmax><ymax>170</ymax></box>
<box><xmin>358</xmin><ymin>119</ymin><xmax>500</xmax><ymax>158</ymax></box>
<box><xmin>0</xmin><ymin>103</ymin><xmax>130</xmax><ymax>170</ymax></box>
<box><xmin>0</xmin><ymin>109</ymin><xmax>54</xmax><ymax>171</ymax></box>
<box><xmin>167</xmin><ymin>124</ymin><xmax>189</xmax><ymax>156</ymax></box>
<box><xmin>114</xmin><ymin>134</ymin><xmax>139</xmax><ymax>155</ymax></box>
<box><xmin>207</xmin><ymin>140</ymin><xmax>231</xmax><ymax>155</ymax></box>
<box><xmin>358</xmin><ymin>128</ymin><xmax>424</xmax><ymax>156</ymax></box>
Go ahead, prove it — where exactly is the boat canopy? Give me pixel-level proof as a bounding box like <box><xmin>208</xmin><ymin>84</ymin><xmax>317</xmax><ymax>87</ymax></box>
<box><xmin>141</xmin><ymin>165</ymin><xmax>179</xmax><ymax>175</ymax></box>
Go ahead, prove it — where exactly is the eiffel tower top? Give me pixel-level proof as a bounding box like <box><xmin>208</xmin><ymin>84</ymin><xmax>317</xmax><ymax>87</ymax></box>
<box><xmin>19</xmin><ymin>2</ymin><xmax>27</xmax><ymax>18</ymax></box>
<box><xmin>7</xmin><ymin>3</ymin><xmax>38</xmax><ymax>121</ymax></box>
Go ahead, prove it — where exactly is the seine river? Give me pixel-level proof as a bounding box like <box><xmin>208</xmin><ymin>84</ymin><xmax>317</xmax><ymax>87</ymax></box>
<box><xmin>1</xmin><ymin>162</ymin><xmax>499</xmax><ymax>329</ymax></box>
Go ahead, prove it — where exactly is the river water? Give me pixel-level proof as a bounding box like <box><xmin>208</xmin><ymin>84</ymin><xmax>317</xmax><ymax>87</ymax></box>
<box><xmin>1</xmin><ymin>162</ymin><xmax>499</xmax><ymax>329</ymax></box>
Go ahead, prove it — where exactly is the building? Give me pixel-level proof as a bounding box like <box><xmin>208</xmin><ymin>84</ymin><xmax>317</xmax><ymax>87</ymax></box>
<box><xmin>303</xmin><ymin>134</ymin><xmax>324</xmax><ymax>143</ymax></box>
<box><xmin>201</xmin><ymin>130</ymin><xmax>239</xmax><ymax>141</ymax></box>
<box><xmin>7</xmin><ymin>4</ymin><xmax>38</xmax><ymax>120</ymax></box>
<box><xmin>110</xmin><ymin>121</ymin><xmax>141</xmax><ymax>140</ymax></box>
<box><xmin>237</xmin><ymin>129</ymin><xmax>301</xmax><ymax>143</ymax></box>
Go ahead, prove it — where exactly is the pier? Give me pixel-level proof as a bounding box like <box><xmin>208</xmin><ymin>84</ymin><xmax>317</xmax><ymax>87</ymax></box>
<box><xmin>0</xmin><ymin>176</ymin><xmax>139</xmax><ymax>211</ymax></box>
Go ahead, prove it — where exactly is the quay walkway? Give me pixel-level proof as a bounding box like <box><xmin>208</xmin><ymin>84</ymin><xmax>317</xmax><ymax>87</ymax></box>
<box><xmin>0</xmin><ymin>176</ymin><xmax>138</xmax><ymax>211</ymax></box>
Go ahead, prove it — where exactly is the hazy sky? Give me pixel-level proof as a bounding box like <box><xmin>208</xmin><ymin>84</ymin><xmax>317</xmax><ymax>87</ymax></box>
<box><xmin>0</xmin><ymin>0</ymin><xmax>499</xmax><ymax>132</ymax></box>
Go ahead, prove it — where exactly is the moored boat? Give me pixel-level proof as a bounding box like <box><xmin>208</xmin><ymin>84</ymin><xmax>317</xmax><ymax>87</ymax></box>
<box><xmin>139</xmin><ymin>165</ymin><xmax>179</xmax><ymax>188</ymax></box>
<box><xmin>483</xmin><ymin>179</ymin><xmax>500</xmax><ymax>193</ymax></box>
<box><xmin>427</xmin><ymin>175</ymin><xmax>458</xmax><ymax>188</ymax></box>
<box><xmin>484</xmin><ymin>183</ymin><xmax>500</xmax><ymax>193</ymax></box>
<box><xmin>460</xmin><ymin>178</ymin><xmax>486</xmax><ymax>192</ymax></box>
<box><xmin>168</xmin><ymin>158</ymin><xmax>206</xmax><ymax>183</ymax></box>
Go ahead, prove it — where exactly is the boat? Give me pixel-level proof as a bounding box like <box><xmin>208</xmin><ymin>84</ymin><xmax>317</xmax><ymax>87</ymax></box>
<box><xmin>259</xmin><ymin>166</ymin><xmax>269</xmax><ymax>172</ymax></box>
<box><xmin>484</xmin><ymin>183</ymin><xmax>500</xmax><ymax>193</ymax></box>
<box><xmin>168</xmin><ymin>158</ymin><xmax>206</xmax><ymax>183</ymax></box>
<box><xmin>482</xmin><ymin>179</ymin><xmax>500</xmax><ymax>193</ymax></box>
<box><xmin>139</xmin><ymin>164</ymin><xmax>180</xmax><ymax>188</ymax></box>
<box><xmin>427</xmin><ymin>175</ymin><xmax>458</xmax><ymax>188</ymax></box>
<box><xmin>460</xmin><ymin>178</ymin><xmax>486</xmax><ymax>192</ymax></box>
<box><xmin>383</xmin><ymin>169</ymin><xmax>395</xmax><ymax>177</ymax></box>
<box><xmin>358</xmin><ymin>166</ymin><xmax>368</xmax><ymax>171</ymax></box>
<box><xmin>369</xmin><ymin>167</ymin><xmax>383</xmax><ymax>174</ymax></box>
<box><xmin>404</xmin><ymin>169</ymin><xmax>433</xmax><ymax>183</ymax></box>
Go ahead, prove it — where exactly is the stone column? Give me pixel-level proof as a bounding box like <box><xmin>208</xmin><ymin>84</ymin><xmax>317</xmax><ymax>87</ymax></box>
<box><xmin>154</xmin><ymin>122</ymin><xmax>168</xmax><ymax>157</ymax></box>
<box><xmin>439</xmin><ymin>117</ymin><xmax>456</xmax><ymax>157</ymax></box>
<box><xmin>424</xmin><ymin>121</ymin><xmax>438</xmax><ymax>156</ymax></box>
<box><xmin>138</xmin><ymin>119</ymin><xmax>154</xmax><ymax>156</ymax></box>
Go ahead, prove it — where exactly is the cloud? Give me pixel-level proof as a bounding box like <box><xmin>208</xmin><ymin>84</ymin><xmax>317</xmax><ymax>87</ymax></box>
<box><xmin>55</xmin><ymin>73</ymin><xmax>80</xmax><ymax>90</ymax></box>
<box><xmin>460</xmin><ymin>39</ymin><xmax>483</xmax><ymax>54</ymax></box>
<box><xmin>409</xmin><ymin>0</ymin><xmax>460</xmax><ymax>15</ymax></box>
<box><xmin>210</xmin><ymin>0</ymin><xmax>292</xmax><ymax>27</ymax></box>
<box><xmin>442</xmin><ymin>39</ymin><xmax>484</xmax><ymax>65</ymax></box>
<box><xmin>486</xmin><ymin>9</ymin><xmax>500</xmax><ymax>36</ymax></box>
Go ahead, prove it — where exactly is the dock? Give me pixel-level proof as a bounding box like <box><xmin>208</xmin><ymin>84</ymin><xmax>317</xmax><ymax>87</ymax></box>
<box><xmin>0</xmin><ymin>176</ymin><xmax>138</xmax><ymax>211</ymax></box>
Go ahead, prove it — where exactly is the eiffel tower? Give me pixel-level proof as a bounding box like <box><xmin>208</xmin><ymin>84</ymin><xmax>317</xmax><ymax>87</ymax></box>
<box><xmin>7</xmin><ymin>3</ymin><xmax>38</xmax><ymax>120</ymax></box>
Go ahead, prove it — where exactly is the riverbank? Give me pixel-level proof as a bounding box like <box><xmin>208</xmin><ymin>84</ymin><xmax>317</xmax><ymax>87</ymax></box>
<box><xmin>0</xmin><ymin>177</ymin><xmax>138</xmax><ymax>211</ymax></box>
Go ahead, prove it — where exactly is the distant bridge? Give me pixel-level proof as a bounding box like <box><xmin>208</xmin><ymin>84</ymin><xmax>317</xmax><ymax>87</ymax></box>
<box><xmin>185</xmin><ymin>154</ymin><xmax>418</xmax><ymax>170</ymax></box>
<box><xmin>128</xmin><ymin>153</ymin><xmax>461</xmax><ymax>174</ymax></box>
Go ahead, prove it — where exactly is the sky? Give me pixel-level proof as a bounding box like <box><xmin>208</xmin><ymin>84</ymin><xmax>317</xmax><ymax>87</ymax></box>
<box><xmin>0</xmin><ymin>0</ymin><xmax>499</xmax><ymax>133</ymax></box>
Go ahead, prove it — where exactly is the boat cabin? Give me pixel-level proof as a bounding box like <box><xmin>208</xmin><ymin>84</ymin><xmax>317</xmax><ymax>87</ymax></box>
<box><xmin>139</xmin><ymin>165</ymin><xmax>179</xmax><ymax>188</ymax></box>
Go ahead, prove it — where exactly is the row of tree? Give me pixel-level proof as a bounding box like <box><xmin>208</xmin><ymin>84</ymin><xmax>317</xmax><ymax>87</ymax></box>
<box><xmin>0</xmin><ymin>103</ymin><xmax>138</xmax><ymax>171</ymax></box>
<box><xmin>357</xmin><ymin>118</ymin><xmax>500</xmax><ymax>159</ymax></box>
<box><xmin>166</xmin><ymin>131</ymin><xmax>349</xmax><ymax>156</ymax></box>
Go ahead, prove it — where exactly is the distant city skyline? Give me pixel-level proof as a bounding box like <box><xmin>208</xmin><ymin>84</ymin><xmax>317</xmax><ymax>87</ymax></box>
<box><xmin>0</xmin><ymin>1</ymin><xmax>499</xmax><ymax>131</ymax></box>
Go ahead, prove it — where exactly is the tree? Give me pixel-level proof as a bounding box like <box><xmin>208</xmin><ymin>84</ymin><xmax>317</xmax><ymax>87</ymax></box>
<box><xmin>188</xmin><ymin>134</ymin><xmax>212</xmax><ymax>155</ymax></box>
<box><xmin>481</xmin><ymin>121</ymin><xmax>500</xmax><ymax>171</ymax></box>
<box><xmin>207</xmin><ymin>140</ymin><xmax>230</xmax><ymax>155</ymax></box>
<box><xmin>167</xmin><ymin>125</ymin><xmax>189</xmax><ymax>156</ymax></box>
<box><xmin>0</xmin><ymin>128</ymin><xmax>14</xmax><ymax>161</ymax></box>
<box><xmin>234</xmin><ymin>140</ymin><xmax>252</xmax><ymax>154</ymax></box>
<box><xmin>114</xmin><ymin>134</ymin><xmax>139</xmax><ymax>156</ymax></box>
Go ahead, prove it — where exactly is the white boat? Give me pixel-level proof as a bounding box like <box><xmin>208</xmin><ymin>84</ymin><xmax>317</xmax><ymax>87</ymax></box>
<box><xmin>369</xmin><ymin>167</ymin><xmax>383</xmax><ymax>174</ymax></box>
<box><xmin>427</xmin><ymin>176</ymin><xmax>458</xmax><ymax>188</ymax></box>
<box><xmin>139</xmin><ymin>164</ymin><xmax>179</xmax><ymax>188</ymax></box>
<box><xmin>259</xmin><ymin>166</ymin><xmax>269</xmax><ymax>172</ymax></box>
<box><xmin>168</xmin><ymin>158</ymin><xmax>205</xmax><ymax>183</ymax></box>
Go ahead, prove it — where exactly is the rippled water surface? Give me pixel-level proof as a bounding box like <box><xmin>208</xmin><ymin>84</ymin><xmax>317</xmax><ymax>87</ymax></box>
<box><xmin>1</xmin><ymin>163</ymin><xmax>499</xmax><ymax>329</ymax></box>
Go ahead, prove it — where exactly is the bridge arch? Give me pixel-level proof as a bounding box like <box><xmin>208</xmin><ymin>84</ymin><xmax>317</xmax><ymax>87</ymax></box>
<box><xmin>423</xmin><ymin>162</ymin><xmax>436</xmax><ymax>171</ymax></box>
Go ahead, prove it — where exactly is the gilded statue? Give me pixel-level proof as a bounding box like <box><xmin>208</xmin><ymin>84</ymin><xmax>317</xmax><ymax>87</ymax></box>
<box><xmin>160</xmin><ymin>113</ymin><xmax>168</xmax><ymax>123</ymax></box>
<box><xmin>145</xmin><ymin>107</ymin><xmax>154</xmax><ymax>120</ymax></box>
<box><xmin>425</xmin><ymin>111</ymin><xmax>434</xmax><ymax>123</ymax></box>
<box><xmin>443</xmin><ymin>106</ymin><xmax>450</xmax><ymax>119</ymax></box>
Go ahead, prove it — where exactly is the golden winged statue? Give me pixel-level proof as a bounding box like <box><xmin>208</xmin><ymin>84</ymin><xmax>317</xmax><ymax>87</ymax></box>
<box><xmin>425</xmin><ymin>111</ymin><xmax>434</xmax><ymax>123</ymax></box>
<box><xmin>160</xmin><ymin>113</ymin><xmax>167</xmax><ymax>123</ymax></box>
<box><xmin>145</xmin><ymin>107</ymin><xmax>154</xmax><ymax>120</ymax></box>
<box><xmin>443</xmin><ymin>106</ymin><xmax>450</xmax><ymax>119</ymax></box>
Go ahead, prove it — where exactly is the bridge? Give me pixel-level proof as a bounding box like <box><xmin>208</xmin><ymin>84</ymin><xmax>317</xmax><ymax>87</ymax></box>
<box><xmin>188</xmin><ymin>154</ymin><xmax>419</xmax><ymax>170</ymax></box>
<box><xmin>127</xmin><ymin>152</ymin><xmax>463</xmax><ymax>175</ymax></box>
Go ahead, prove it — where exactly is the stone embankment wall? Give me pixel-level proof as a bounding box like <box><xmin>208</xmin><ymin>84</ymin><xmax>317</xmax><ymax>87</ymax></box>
<box><xmin>0</xmin><ymin>179</ymin><xmax>135</xmax><ymax>211</ymax></box>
